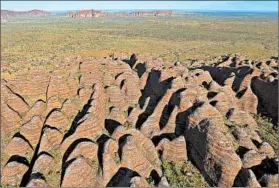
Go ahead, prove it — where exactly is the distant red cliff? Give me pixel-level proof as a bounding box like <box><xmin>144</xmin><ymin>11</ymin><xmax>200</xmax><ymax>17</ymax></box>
<box><xmin>68</xmin><ymin>10</ymin><xmax>174</xmax><ymax>18</ymax></box>
<box><xmin>68</xmin><ymin>9</ymin><xmax>108</xmax><ymax>18</ymax></box>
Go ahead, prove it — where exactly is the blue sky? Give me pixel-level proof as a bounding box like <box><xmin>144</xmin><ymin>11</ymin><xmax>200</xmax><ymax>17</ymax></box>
<box><xmin>1</xmin><ymin>1</ymin><xmax>278</xmax><ymax>12</ymax></box>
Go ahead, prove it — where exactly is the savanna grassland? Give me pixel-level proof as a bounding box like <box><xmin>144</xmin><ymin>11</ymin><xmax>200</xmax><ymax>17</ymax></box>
<box><xmin>1</xmin><ymin>14</ymin><xmax>278</xmax><ymax>76</ymax></box>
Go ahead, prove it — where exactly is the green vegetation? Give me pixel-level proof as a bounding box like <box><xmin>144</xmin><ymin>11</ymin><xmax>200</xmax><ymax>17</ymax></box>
<box><xmin>146</xmin><ymin>176</ymin><xmax>155</xmax><ymax>186</ymax></box>
<box><xmin>105</xmin><ymin>101</ymin><xmax>112</xmax><ymax>111</ymax></box>
<box><xmin>161</xmin><ymin>159</ymin><xmax>209</xmax><ymax>187</ymax></box>
<box><xmin>77</xmin><ymin>71</ymin><xmax>82</xmax><ymax>81</ymax></box>
<box><xmin>49</xmin><ymin>148</ymin><xmax>61</xmax><ymax>159</ymax></box>
<box><xmin>101</xmin><ymin>128</ymin><xmax>110</xmax><ymax>137</ymax></box>
<box><xmin>223</xmin><ymin>119</ymin><xmax>239</xmax><ymax>151</ymax></box>
<box><xmin>122</xmin><ymin>110</ymin><xmax>128</xmax><ymax>118</ymax></box>
<box><xmin>46</xmin><ymin>148</ymin><xmax>62</xmax><ymax>187</ymax></box>
<box><xmin>113</xmin><ymin>152</ymin><xmax>121</xmax><ymax>165</ymax></box>
<box><xmin>58</xmin><ymin>97</ymin><xmax>67</xmax><ymax>104</ymax></box>
<box><xmin>125</xmin><ymin>121</ymin><xmax>135</xmax><ymax>129</ymax></box>
<box><xmin>253</xmin><ymin>114</ymin><xmax>278</xmax><ymax>152</ymax></box>
<box><xmin>129</xmin><ymin>103</ymin><xmax>138</xmax><ymax>108</ymax></box>
<box><xmin>1</xmin><ymin>127</ymin><xmax>21</xmax><ymax>175</ymax></box>
<box><xmin>2</xmin><ymin>127</ymin><xmax>21</xmax><ymax>146</ymax></box>
<box><xmin>1</xmin><ymin>15</ymin><xmax>278</xmax><ymax>76</ymax></box>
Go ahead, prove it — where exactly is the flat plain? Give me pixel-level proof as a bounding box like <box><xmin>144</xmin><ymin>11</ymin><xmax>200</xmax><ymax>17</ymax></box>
<box><xmin>1</xmin><ymin>14</ymin><xmax>278</xmax><ymax>75</ymax></box>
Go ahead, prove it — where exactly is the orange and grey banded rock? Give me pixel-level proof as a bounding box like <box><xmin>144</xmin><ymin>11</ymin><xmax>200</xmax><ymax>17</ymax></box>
<box><xmin>23</xmin><ymin>100</ymin><xmax>46</xmax><ymax>123</ymax></box>
<box><xmin>1</xmin><ymin>53</ymin><xmax>278</xmax><ymax>187</ymax></box>
<box><xmin>119</xmin><ymin>130</ymin><xmax>162</xmax><ymax>178</ymax></box>
<box><xmin>130</xmin><ymin>176</ymin><xmax>151</xmax><ymax>187</ymax></box>
<box><xmin>242</xmin><ymin>150</ymin><xmax>266</xmax><ymax>168</ymax></box>
<box><xmin>2</xmin><ymin>160</ymin><xmax>29</xmax><ymax>186</ymax></box>
<box><xmin>5</xmin><ymin>135</ymin><xmax>33</xmax><ymax>157</ymax></box>
<box><xmin>39</xmin><ymin>127</ymin><xmax>63</xmax><ymax>153</ymax></box>
<box><xmin>1</xmin><ymin>103</ymin><xmax>22</xmax><ymax>134</ymax></box>
<box><xmin>234</xmin><ymin>169</ymin><xmax>261</xmax><ymax>187</ymax></box>
<box><xmin>20</xmin><ymin>116</ymin><xmax>43</xmax><ymax>147</ymax></box>
<box><xmin>45</xmin><ymin>96</ymin><xmax>62</xmax><ymax>115</ymax></box>
<box><xmin>101</xmin><ymin>139</ymin><xmax>120</xmax><ymax>185</ymax></box>
<box><xmin>156</xmin><ymin>136</ymin><xmax>187</xmax><ymax>162</ymax></box>
<box><xmin>26</xmin><ymin>177</ymin><xmax>49</xmax><ymax>187</ymax></box>
<box><xmin>45</xmin><ymin>111</ymin><xmax>70</xmax><ymax>132</ymax></box>
<box><xmin>32</xmin><ymin>153</ymin><xmax>54</xmax><ymax>174</ymax></box>
<box><xmin>259</xmin><ymin>174</ymin><xmax>279</xmax><ymax>187</ymax></box>
<box><xmin>61</xmin><ymin>155</ymin><xmax>100</xmax><ymax>187</ymax></box>
<box><xmin>5</xmin><ymin>94</ymin><xmax>30</xmax><ymax>116</ymax></box>
<box><xmin>186</xmin><ymin>103</ymin><xmax>242</xmax><ymax>187</ymax></box>
<box><xmin>66</xmin><ymin>141</ymin><xmax>98</xmax><ymax>162</ymax></box>
<box><xmin>232</xmin><ymin>127</ymin><xmax>257</xmax><ymax>150</ymax></box>
<box><xmin>258</xmin><ymin>142</ymin><xmax>275</xmax><ymax>158</ymax></box>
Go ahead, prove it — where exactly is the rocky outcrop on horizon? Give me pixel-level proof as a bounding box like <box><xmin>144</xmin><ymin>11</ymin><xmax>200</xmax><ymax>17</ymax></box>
<box><xmin>128</xmin><ymin>10</ymin><xmax>173</xmax><ymax>16</ymax></box>
<box><xmin>1</xmin><ymin>9</ymin><xmax>53</xmax><ymax>18</ymax></box>
<box><xmin>67</xmin><ymin>10</ymin><xmax>174</xmax><ymax>18</ymax></box>
<box><xmin>68</xmin><ymin>9</ymin><xmax>108</xmax><ymax>18</ymax></box>
<box><xmin>1</xmin><ymin>52</ymin><xmax>278</xmax><ymax>187</ymax></box>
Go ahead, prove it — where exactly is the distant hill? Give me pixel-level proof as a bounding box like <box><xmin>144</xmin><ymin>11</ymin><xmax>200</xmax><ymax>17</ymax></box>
<box><xmin>67</xmin><ymin>9</ymin><xmax>174</xmax><ymax>18</ymax></box>
<box><xmin>1</xmin><ymin>9</ymin><xmax>53</xmax><ymax>18</ymax></box>
<box><xmin>68</xmin><ymin>9</ymin><xmax>108</xmax><ymax>18</ymax></box>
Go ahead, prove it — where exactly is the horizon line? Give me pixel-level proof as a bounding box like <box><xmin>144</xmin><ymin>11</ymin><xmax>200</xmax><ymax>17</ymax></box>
<box><xmin>2</xmin><ymin>8</ymin><xmax>278</xmax><ymax>13</ymax></box>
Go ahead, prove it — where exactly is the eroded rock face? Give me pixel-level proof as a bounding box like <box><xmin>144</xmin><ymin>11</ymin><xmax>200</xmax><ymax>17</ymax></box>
<box><xmin>113</xmin><ymin>129</ymin><xmax>162</xmax><ymax>178</ymax></box>
<box><xmin>20</xmin><ymin>116</ymin><xmax>44</xmax><ymax>147</ymax></box>
<box><xmin>130</xmin><ymin>176</ymin><xmax>151</xmax><ymax>187</ymax></box>
<box><xmin>242</xmin><ymin>150</ymin><xmax>266</xmax><ymax>168</ymax></box>
<box><xmin>26</xmin><ymin>178</ymin><xmax>49</xmax><ymax>187</ymax></box>
<box><xmin>67</xmin><ymin>10</ymin><xmax>173</xmax><ymax>18</ymax></box>
<box><xmin>32</xmin><ymin>153</ymin><xmax>54</xmax><ymax>174</ymax></box>
<box><xmin>68</xmin><ymin>9</ymin><xmax>108</xmax><ymax>18</ymax></box>
<box><xmin>1</xmin><ymin>103</ymin><xmax>21</xmax><ymax>136</ymax></box>
<box><xmin>1</xmin><ymin>53</ymin><xmax>277</xmax><ymax>187</ymax></box>
<box><xmin>39</xmin><ymin>127</ymin><xmax>63</xmax><ymax>153</ymax></box>
<box><xmin>234</xmin><ymin>169</ymin><xmax>261</xmax><ymax>187</ymax></box>
<box><xmin>5</xmin><ymin>135</ymin><xmax>33</xmax><ymax>157</ymax></box>
<box><xmin>129</xmin><ymin>11</ymin><xmax>173</xmax><ymax>17</ymax></box>
<box><xmin>2</xmin><ymin>160</ymin><xmax>29</xmax><ymax>186</ymax></box>
<box><xmin>252</xmin><ymin>77</ymin><xmax>278</xmax><ymax>121</ymax></box>
<box><xmin>156</xmin><ymin>136</ymin><xmax>187</xmax><ymax>162</ymax></box>
<box><xmin>100</xmin><ymin>138</ymin><xmax>120</xmax><ymax>185</ymax></box>
<box><xmin>186</xmin><ymin>103</ymin><xmax>242</xmax><ymax>187</ymax></box>
<box><xmin>1</xmin><ymin>9</ymin><xmax>53</xmax><ymax>18</ymax></box>
<box><xmin>61</xmin><ymin>156</ymin><xmax>100</xmax><ymax>187</ymax></box>
<box><xmin>259</xmin><ymin>174</ymin><xmax>279</xmax><ymax>187</ymax></box>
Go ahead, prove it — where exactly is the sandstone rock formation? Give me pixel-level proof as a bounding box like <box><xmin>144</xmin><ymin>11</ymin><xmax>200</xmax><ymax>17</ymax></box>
<box><xmin>129</xmin><ymin>10</ymin><xmax>173</xmax><ymax>17</ymax></box>
<box><xmin>1</xmin><ymin>53</ymin><xmax>278</xmax><ymax>187</ymax></box>
<box><xmin>68</xmin><ymin>9</ymin><xmax>108</xmax><ymax>18</ymax></box>
<box><xmin>67</xmin><ymin>10</ymin><xmax>174</xmax><ymax>18</ymax></box>
<box><xmin>1</xmin><ymin>9</ymin><xmax>53</xmax><ymax>18</ymax></box>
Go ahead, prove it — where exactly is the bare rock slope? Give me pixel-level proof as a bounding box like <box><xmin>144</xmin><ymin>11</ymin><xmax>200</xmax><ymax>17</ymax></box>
<box><xmin>1</xmin><ymin>53</ymin><xmax>278</xmax><ymax>187</ymax></box>
<box><xmin>1</xmin><ymin>9</ymin><xmax>53</xmax><ymax>18</ymax></box>
<box><xmin>68</xmin><ymin>10</ymin><xmax>173</xmax><ymax>18</ymax></box>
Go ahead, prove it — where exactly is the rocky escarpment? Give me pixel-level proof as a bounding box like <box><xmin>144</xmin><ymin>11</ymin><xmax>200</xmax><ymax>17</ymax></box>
<box><xmin>128</xmin><ymin>10</ymin><xmax>173</xmax><ymax>16</ymax></box>
<box><xmin>1</xmin><ymin>53</ymin><xmax>278</xmax><ymax>187</ymax></box>
<box><xmin>68</xmin><ymin>9</ymin><xmax>108</xmax><ymax>18</ymax></box>
<box><xmin>1</xmin><ymin>9</ymin><xmax>53</xmax><ymax>18</ymax></box>
<box><xmin>67</xmin><ymin>10</ymin><xmax>173</xmax><ymax>18</ymax></box>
